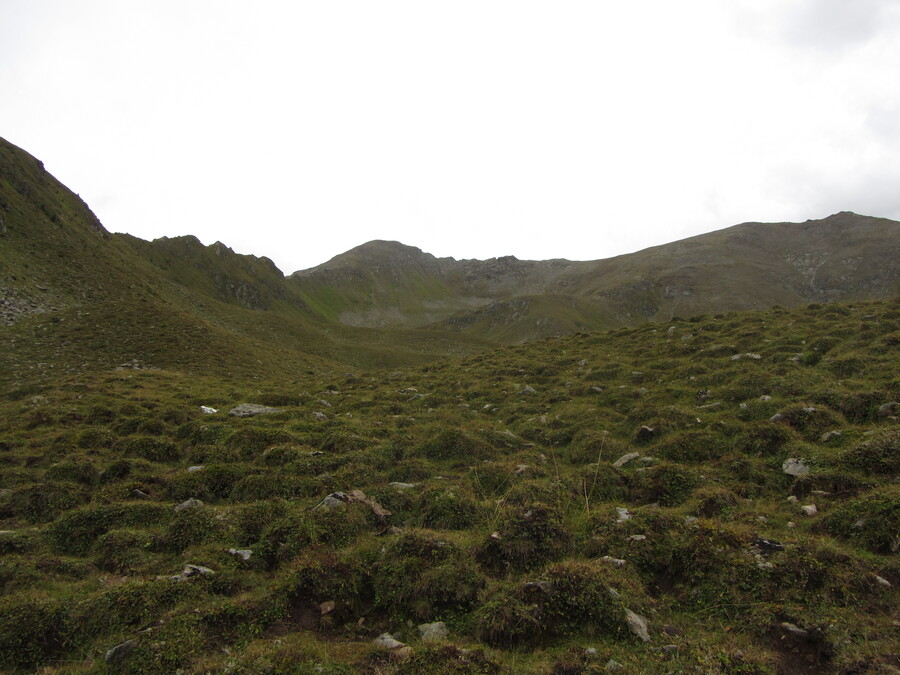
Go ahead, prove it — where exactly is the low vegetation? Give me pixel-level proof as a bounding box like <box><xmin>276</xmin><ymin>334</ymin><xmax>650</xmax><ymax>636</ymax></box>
<box><xmin>0</xmin><ymin>298</ymin><xmax>897</xmax><ymax>673</ymax></box>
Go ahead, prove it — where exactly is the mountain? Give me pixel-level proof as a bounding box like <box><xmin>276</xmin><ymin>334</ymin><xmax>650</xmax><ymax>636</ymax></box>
<box><xmin>1</xmin><ymin>133</ymin><xmax>899</xmax><ymax>390</ymax></box>
<box><xmin>291</xmin><ymin>213</ymin><xmax>900</xmax><ymax>342</ymax></box>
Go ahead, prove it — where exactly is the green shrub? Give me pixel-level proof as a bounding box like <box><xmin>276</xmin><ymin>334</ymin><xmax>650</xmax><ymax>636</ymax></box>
<box><xmin>159</xmin><ymin>505</ymin><xmax>231</xmax><ymax>552</ymax></box>
<box><xmin>694</xmin><ymin>486</ymin><xmax>740</xmax><ymax>518</ymax></box>
<box><xmin>476</xmin><ymin>503</ymin><xmax>572</xmax><ymax>574</ymax></box>
<box><xmin>4</xmin><ymin>481</ymin><xmax>89</xmax><ymax>523</ymax></box>
<box><xmin>372</xmin><ymin>530</ymin><xmax>484</xmax><ymax>619</ymax></box>
<box><xmin>838</xmin><ymin>430</ymin><xmax>899</xmax><ymax>475</ymax></box>
<box><xmin>45</xmin><ymin>459</ymin><xmax>98</xmax><ymax>485</ymax></box>
<box><xmin>418</xmin><ymin>429</ymin><xmax>494</xmax><ymax>461</ymax></box>
<box><xmin>656</xmin><ymin>429</ymin><xmax>722</xmax><ymax>462</ymax></box>
<box><xmin>121</xmin><ymin>436</ymin><xmax>181</xmax><ymax>462</ymax></box>
<box><xmin>95</xmin><ymin>528</ymin><xmax>154</xmax><ymax>574</ymax></box>
<box><xmin>75</xmin><ymin>427</ymin><xmax>114</xmax><ymax>448</ymax></box>
<box><xmin>48</xmin><ymin>503</ymin><xmax>172</xmax><ymax>555</ymax></box>
<box><xmin>628</xmin><ymin>463</ymin><xmax>698</xmax><ymax>506</ymax></box>
<box><xmin>822</xmin><ymin>488</ymin><xmax>900</xmax><ymax>554</ymax></box>
<box><xmin>735</xmin><ymin>422</ymin><xmax>793</xmax><ymax>455</ymax></box>
<box><xmin>229</xmin><ymin>473</ymin><xmax>317</xmax><ymax>502</ymax></box>
<box><xmin>0</xmin><ymin>595</ymin><xmax>69</xmax><ymax>671</ymax></box>
<box><xmin>418</xmin><ymin>488</ymin><xmax>483</xmax><ymax>530</ymax></box>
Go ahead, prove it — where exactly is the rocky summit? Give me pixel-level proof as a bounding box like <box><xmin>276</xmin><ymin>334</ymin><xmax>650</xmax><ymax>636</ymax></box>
<box><xmin>0</xmin><ymin>135</ymin><xmax>897</xmax><ymax>673</ymax></box>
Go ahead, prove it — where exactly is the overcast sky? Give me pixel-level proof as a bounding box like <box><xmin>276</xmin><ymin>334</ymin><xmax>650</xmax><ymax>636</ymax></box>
<box><xmin>2</xmin><ymin>1</ymin><xmax>899</xmax><ymax>274</ymax></box>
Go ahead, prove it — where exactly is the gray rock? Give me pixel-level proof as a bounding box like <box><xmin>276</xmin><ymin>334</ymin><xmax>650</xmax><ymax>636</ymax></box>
<box><xmin>877</xmin><ymin>402</ymin><xmax>899</xmax><ymax>417</ymax></box>
<box><xmin>174</xmin><ymin>498</ymin><xmax>204</xmax><ymax>512</ymax></box>
<box><xmin>628</xmin><ymin>534</ymin><xmax>647</xmax><ymax>542</ymax></box>
<box><xmin>731</xmin><ymin>353</ymin><xmax>761</xmax><ymax>360</ymax></box>
<box><xmin>389</xmin><ymin>482</ymin><xmax>418</xmax><ymax>490</ymax></box>
<box><xmin>313</xmin><ymin>492</ymin><xmax>349</xmax><ymax>511</ymax></box>
<box><xmin>228</xmin><ymin>403</ymin><xmax>280</xmax><ymax>418</ymax></box>
<box><xmin>105</xmin><ymin>639</ymin><xmax>138</xmax><ymax>663</ymax></box>
<box><xmin>228</xmin><ymin>548</ymin><xmax>252</xmax><ymax>561</ymax></box>
<box><xmin>820</xmin><ymin>431</ymin><xmax>842</xmax><ymax>442</ymax></box>
<box><xmin>613</xmin><ymin>452</ymin><xmax>640</xmax><ymax>468</ymax></box>
<box><xmin>782</xmin><ymin>458</ymin><xmax>810</xmax><ymax>477</ymax></box>
<box><xmin>186</xmin><ymin>465</ymin><xmax>204</xmax><ymax>472</ymax></box>
<box><xmin>635</xmin><ymin>425</ymin><xmax>657</xmax><ymax>442</ymax></box>
<box><xmin>800</xmin><ymin>504</ymin><xmax>818</xmax><ymax>516</ymax></box>
<box><xmin>313</xmin><ymin>411</ymin><xmax>328</xmax><ymax>420</ymax></box>
<box><xmin>131</xmin><ymin>489</ymin><xmax>151</xmax><ymax>499</ymax></box>
<box><xmin>625</xmin><ymin>608</ymin><xmax>651</xmax><ymax>642</ymax></box>
<box><xmin>170</xmin><ymin>564</ymin><xmax>215</xmax><ymax>581</ymax></box>
<box><xmin>602</xmin><ymin>556</ymin><xmax>626</xmax><ymax>566</ymax></box>
<box><xmin>520</xmin><ymin>385</ymin><xmax>536</xmax><ymax>395</ymax></box>
<box><xmin>616</xmin><ymin>507</ymin><xmax>631</xmax><ymax>522</ymax></box>
<box><xmin>606</xmin><ymin>659</ymin><xmax>625</xmax><ymax>671</ymax></box>
<box><xmin>418</xmin><ymin>621</ymin><xmax>449</xmax><ymax>642</ymax></box>
<box><xmin>874</xmin><ymin>575</ymin><xmax>892</xmax><ymax>588</ymax></box>
<box><xmin>780</xmin><ymin>622</ymin><xmax>808</xmax><ymax>638</ymax></box>
<box><xmin>373</xmin><ymin>633</ymin><xmax>406</xmax><ymax>650</ymax></box>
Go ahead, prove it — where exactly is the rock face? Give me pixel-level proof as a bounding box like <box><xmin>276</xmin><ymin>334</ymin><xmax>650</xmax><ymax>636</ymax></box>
<box><xmin>229</xmin><ymin>403</ymin><xmax>280</xmax><ymax>418</ymax></box>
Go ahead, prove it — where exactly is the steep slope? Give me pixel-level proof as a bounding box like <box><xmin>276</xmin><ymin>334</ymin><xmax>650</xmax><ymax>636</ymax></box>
<box><xmin>0</xmin><ymin>137</ymin><xmax>489</xmax><ymax>389</ymax></box>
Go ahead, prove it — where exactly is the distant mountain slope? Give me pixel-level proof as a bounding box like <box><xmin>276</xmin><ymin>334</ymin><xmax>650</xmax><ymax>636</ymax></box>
<box><xmin>291</xmin><ymin>213</ymin><xmax>899</xmax><ymax>342</ymax></box>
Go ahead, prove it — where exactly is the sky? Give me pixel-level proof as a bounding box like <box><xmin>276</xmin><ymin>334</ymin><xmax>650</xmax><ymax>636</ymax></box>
<box><xmin>2</xmin><ymin>1</ymin><xmax>899</xmax><ymax>275</ymax></box>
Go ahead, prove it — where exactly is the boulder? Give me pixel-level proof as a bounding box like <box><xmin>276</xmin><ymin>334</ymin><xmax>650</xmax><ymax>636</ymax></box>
<box><xmin>174</xmin><ymin>498</ymin><xmax>204</xmax><ymax>512</ymax></box>
<box><xmin>373</xmin><ymin>633</ymin><xmax>406</xmax><ymax>650</ymax></box>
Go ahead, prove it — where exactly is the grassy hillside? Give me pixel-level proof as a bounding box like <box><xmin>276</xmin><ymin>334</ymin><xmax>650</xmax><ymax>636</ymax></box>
<box><xmin>0</xmin><ymin>298</ymin><xmax>896</xmax><ymax>674</ymax></box>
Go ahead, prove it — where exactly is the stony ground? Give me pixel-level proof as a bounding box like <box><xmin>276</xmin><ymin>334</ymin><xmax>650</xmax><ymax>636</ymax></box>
<box><xmin>0</xmin><ymin>299</ymin><xmax>897</xmax><ymax>674</ymax></box>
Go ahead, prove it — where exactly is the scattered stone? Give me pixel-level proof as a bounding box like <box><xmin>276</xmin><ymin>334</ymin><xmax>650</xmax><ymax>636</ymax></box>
<box><xmin>877</xmin><ymin>402</ymin><xmax>899</xmax><ymax>417</ymax></box>
<box><xmin>760</xmin><ymin>395</ymin><xmax>772</xmax><ymax>401</ymax></box>
<box><xmin>787</xmin><ymin>521</ymin><xmax>796</xmax><ymax>528</ymax></box>
<box><xmin>782</xmin><ymin>458</ymin><xmax>810</xmax><ymax>477</ymax></box>
<box><xmin>320</xmin><ymin>600</ymin><xmax>336</xmax><ymax>615</ymax></box>
<box><xmin>873</xmin><ymin>575</ymin><xmax>892</xmax><ymax>588</ymax></box>
<box><xmin>616</xmin><ymin>507</ymin><xmax>631</xmax><ymax>522</ymax></box>
<box><xmin>731</xmin><ymin>353</ymin><xmax>762</xmax><ymax>360</ymax></box>
<box><xmin>313</xmin><ymin>492</ymin><xmax>350</xmax><ymax>511</ymax></box>
<box><xmin>228</xmin><ymin>403</ymin><xmax>280</xmax><ymax>418</ymax></box>
<box><xmin>186</xmin><ymin>465</ymin><xmax>204</xmax><ymax>472</ymax></box>
<box><xmin>228</xmin><ymin>548</ymin><xmax>252</xmax><ymax>561</ymax></box>
<box><xmin>625</xmin><ymin>608</ymin><xmax>651</xmax><ymax>642</ymax></box>
<box><xmin>522</xmin><ymin>581</ymin><xmax>555</xmax><ymax>595</ymax></box>
<box><xmin>313</xmin><ymin>411</ymin><xmax>328</xmax><ymax>420</ymax></box>
<box><xmin>769</xmin><ymin>413</ymin><xmax>785</xmax><ymax>423</ymax></box>
<box><xmin>312</xmin><ymin>490</ymin><xmax>391</xmax><ymax>520</ymax></box>
<box><xmin>373</xmin><ymin>633</ymin><xmax>406</xmax><ymax>650</ymax></box>
<box><xmin>607</xmin><ymin>586</ymin><xmax>621</xmax><ymax>599</ymax></box>
<box><xmin>418</xmin><ymin>621</ymin><xmax>449</xmax><ymax>642</ymax></box>
<box><xmin>613</xmin><ymin>452</ymin><xmax>640</xmax><ymax>468</ymax></box>
<box><xmin>520</xmin><ymin>385</ymin><xmax>536</xmax><ymax>395</ymax></box>
<box><xmin>820</xmin><ymin>430</ymin><xmax>842</xmax><ymax>442</ymax></box>
<box><xmin>199</xmin><ymin>406</ymin><xmax>217</xmax><ymax>414</ymax></box>
<box><xmin>635</xmin><ymin>425</ymin><xmax>657</xmax><ymax>442</ymax></box>
<box><xmin>515</xmin><ymin>464</ymin><xmax>529</xmax><ymax>475</ymax></box>
<box><xmin>174</xmin><ymin>498</ymin><xmax>203</xmax><ymax>512</ymax></box>
<box><xmin>811</xmin><ymin>490</ymin><xmax>831</xmax><ymax>497</ymax></box>
<box><xmin>105</xmin><ymin>639</ymin><xmax>138</xmax><ymax>663</ymax></box>
<box><xmin>786</xmin><ymin>495</ymin><xmax>798</xmax><ymax>503</ymax></box>
<box><xmin>753</xmin><ymin>538</ymin><xmax>784</xmax><ymax>555</ymax></box>
<box><xmin>602</xmin><ymin>556</ymin><xmax>627</xmax><ymax>566</ymax></box>
<box><xmin>662</xmin><ymin>645</ymin><xmax>678</xmax><ymax>654</ymax></box>
<box><xmin>628</xmin><ymin>534</ymin><xmax>647</xmax><ymax>542</ymax></box>
<box><xmin>801</xmin><ymin>504</ymin><xmax>818</xmax><ymax>516</ymax></box>
<box><xmin>606</xmin><ymin>660</ymin><xmax>625</xmax><ymax>671</ymax></box>
<box><xmin>170</xmin><ymin>564</ymin><xmax>215</xmax><ymax>581</ymax></box>
<box><xmin>131</xmin><ymin>489</ymin><xmax>151</xmax><ymax>499</ymax></box>
<box><xmin>780</xmin><ymin>622</ymin><xmax>808</xmax><ymax>638</ymax></box>
<box><xmin>389</xmin><ymin>482</ymin><xmax>418</xmax><ymax>490</ymax></box>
